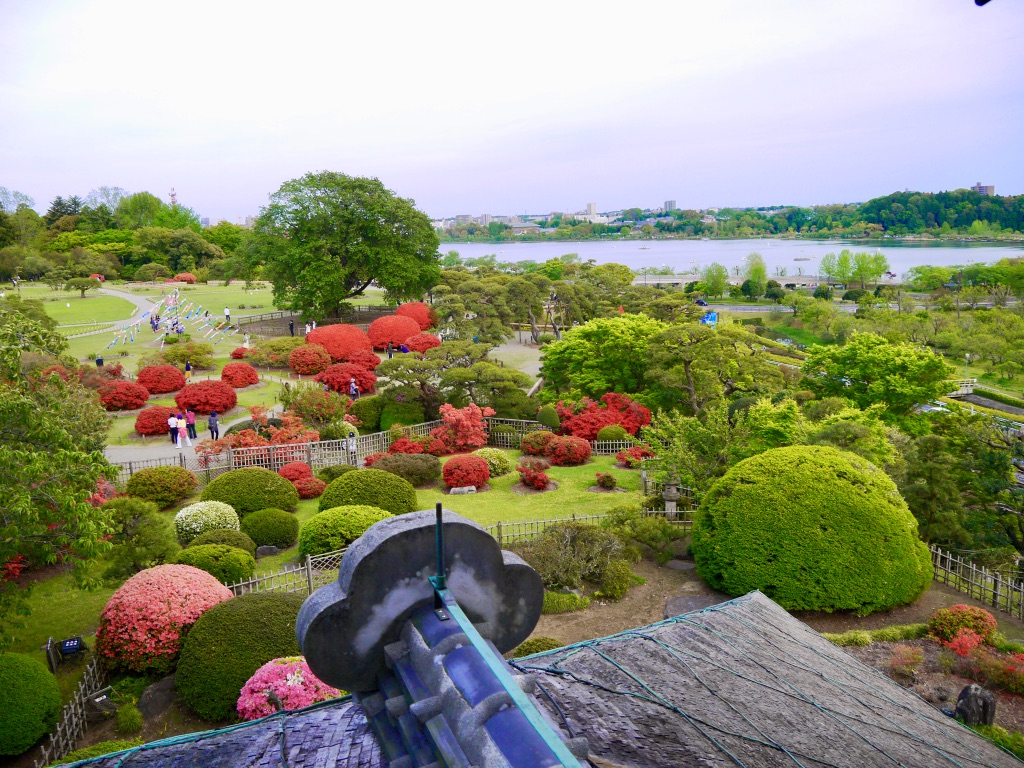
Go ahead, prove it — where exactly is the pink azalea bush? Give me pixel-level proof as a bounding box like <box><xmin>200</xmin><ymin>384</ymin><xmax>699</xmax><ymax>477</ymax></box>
<box><xmin>95</xmin><ymin>564</ymin><xmax>233</xmax><ymax>674</ymax></box>
<box><xmin>237</xmin><ymin>656</ymin><xmax>342</xmax><ymax>720</ymax></box>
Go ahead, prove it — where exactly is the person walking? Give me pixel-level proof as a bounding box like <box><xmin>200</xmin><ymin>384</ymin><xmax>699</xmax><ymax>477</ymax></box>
<box><xmin>184</xmin><ymin>359</ymin><xmax>192</xmax><ymax>381</ymax></box>
<box><xmin>208</xmin><ymin>411</ymin><xmax>220</xmax><ymax>440</ymax></box>
<box><xmin>185</xmin><ymin>407</ymin><xmax>197</xmax><ymax>440</ymax></box>
<box><xmin>176</xmin><ymin>413</ymin><xmax>191</xmax><ymax>448</ymax></box>
<box><xmin>348</xmin><ymin>377</ymin><xmax>359</xmax><ymax>399</ymax></box>
<box><xmin>305</xmin><ymin>322</ymin><xmax>311</xmax><ymax>335</ymax></box>
<box><xmin>167</xmin><ymin>413</ymin><xmax>178</xmax><ymax>445</ymax></box>
<box><xmin>311</xmin><ymin>320</ymin><xmax>316</xmax><ymax>330</ymax></box>
<box><xmin>289</xmin><ymin>319</ymin><xmax>295</xmax><ymax>337</ymax></box>
<box><xmin>386</xmin><ymin>341</ymin><xmax>394</xmax><ymax>359</ymax></box>
<box><xmin>224</xmin><ymin>306</ymin><xmax>231</xmax><ymax>324</ymax></box>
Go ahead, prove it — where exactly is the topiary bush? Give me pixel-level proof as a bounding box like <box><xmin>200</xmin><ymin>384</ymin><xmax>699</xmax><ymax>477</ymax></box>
<box><xmin>221</xmin><ymin>362</ymin><xmax>259</xmax><ymax>388</ymax></box>
<box><xmin>241</xmin><ymin>508</ymin><xmax>300</xmax><ymax>549</ymax></box>
<box><xmin>173</xmin><ymin>272</ymin><xmax>197</xmax><ymax>284</ymax></box>
<box><xmin>278</xmin><ymin>462</ymin><xmax>313</xmax><ymax>482</ymax></box>
<box><xmin>318</xmin><ymin>468</ymin><xmax>417</xmax><ymax>515</ymax></box>
<box><xmin>247</xmin><ymin>337</ymin><xmax>305</xmax><ymax>368</ymax></box>
<box><xmin>230</xmin><ymin>347</ymin><xmax>249</xmax><ymax>360</ymax></box>
<box><xmin>305</xmin><ymin>324</ymin><xmax>373</xmax><ymax>362</ymax></box>
<box><xmin>288</xmin><ymin>343</ymin><xmax>333</xmax><ymax>375</ymax></box>
<box><xmin>316</xmin><ymin>464</ymin><xmax>358</xmax><ymax>483</ymax></box>
<box><xmin>520</xmin><ymin>429</ymin><xmax>556</xmax><ymax>455</ymax></box>
<box><xmin>98</xmin><ymin>380</ymin><xmax>150</xmax><ymax>411</ymax></box>
<box><xmin>404</xmin><ymin>332</ymin><xmax>442</xmax><ymax>354</ymax></box>
<box><xmin>134</xmin><ymin>405</ymin><xmax>177</xmax><ymax>436</ymax></box>
<box><xmin>380</xmin><ymin>400</ymin><xmax>426</xmax><ymax>431</ymax></box>
<box><xmin>175</xmin><ymin>544</ymin><xmax>255</xmax><ymax>584</ymax></box>
<box><xmin>315</xmin><ymin>362</ymin><xmax>378</xmax><ymax>395</ymax></box>
<box><xmin>125</xmin><ymin>465</ymin><xmax>199</xmax><ymax>508</ymax></box>
<box><xmin>293</xmin><ymin>476</ymin><xmax>327</xmax><ymax>499</ymax></box>
<box><xmin>237</xmin><ymin>656</ymin><xmax>342</xmax><ymax>721</ymax></box>
<box><xmin>189</xmin><ymin>529</ymin><xmax>257</xmax><ymax>557</ymax></box>
<box><xmin>95</xmin><ymin>564</ymin><xmax>233</xmax><ymax>675</ymax></box>
<box><xmin>201</xmin><ymin>466</ymin><xmax>300</xmax><ymax>516</ymax></box>
<box><xmin>472</xmin><ymin>448</ymin><xmax>514</xmax><ymax>477</ymax></box>
<box><xmin>175</xmin><ymin>380</ymin><xmax>238</xmax><ymax>414</ymax></box>
<box><xmin>928</xmin><ymin>604</ymin><xmax>998</xmax><ymax>644</ymax></box>
<box><xmin>343</xmin><ymin>349</ymin><xmax>382</xmax><ymax>371</ymax></box>
<box><xmin>174</xmin><ymin>501</ymin><xmax>240</xmax><ymax>545</ymax></box>
<box><xmin>536</xmin><ymin>405</ymin><xmax>560</xmax><ymax>431</ymax></box>
<box><xmin>395</xmin><ymin>301</ymin><xmax>436</xmax><ymax>331</ymax></box>
<box><xmin>0</xmin><ymin>653</ymin><xmax>62</xmax><ymax>756</ymax></box>
<box><xmin>692</xmin><ymin>445</ymin><xmax>933</xmax><ymax>615</ymax></box>
<box><xmin>517</xmin><ymin>465</ymin><xmax>550</xmax><ymax>490</ymax></box>
<box><xmin>372</xmin><ymin>453</ymin><xmax>442</xmax><ymax>487</ymax></box>
<box><xmin>368</xmin><ymin>314</ymin><xmax>421</xmax><ymax>350</ymax></box>
<box><xmin>348</xmin><ymin>394</ymin><xmax>384</xmax><ymax>431</ymax></box>
<box><xmin>137</xmin><ymin>364</ymin><xmax>186</xmax><ymax>394</ymax></box>
<box><xmin>512</xmin><ymin>636</ymin><xmax>564</xmax><ymax>657</ymax></box>
<box><xmin>443</xmin><ymin>454</ymin><xmax>490</xmax><ymax>489</ymax></box>
<box><xmin>545</xmin><ymin>435</ymin><xmax>592</xmax><ymax>466</ymax></box>
<box><xmin>177</xmin><ymin>592</ymin><xmax>305</xmax><ymax>721</ymax></box>
<box><xmin>298</xmin><ymin>505</ymin><xmax>393</xmax><ymax>556</ymax></box>
<box><xmin>161</xmin><ymin>340</ymin><xmax>215</xmax><ymax>370</ymax></box>
<box><xmin>595</xmin><ymin>424</ymin><xmax>630</xmax><ymax>442</ymax></box>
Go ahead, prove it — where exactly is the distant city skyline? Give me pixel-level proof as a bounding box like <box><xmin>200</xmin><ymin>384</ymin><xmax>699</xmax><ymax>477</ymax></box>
<box><xmin>1</xmin><ymin>1</ymin><xmax>1021</xmax><ymax>221</ymax></box>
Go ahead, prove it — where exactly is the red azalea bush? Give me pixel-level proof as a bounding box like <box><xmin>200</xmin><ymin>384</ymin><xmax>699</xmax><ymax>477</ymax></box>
<box><xmin>389</xmin><ymin>436</ymin><xmax>425</xmax><ymax>455</ymax></box>
<box><xmin>443</xmin><ymin>455</ymin><xmax>490</xmax><ymax>489</ymax></box>
<box><xmin>175</xmin><ymin>380</ymin><xmax>238</xmax><ymax>414</ymax></box>
<box><xmin>404</xmin><ymin>332</ymin><xmax>442</xmax><ymax>354</ymax></box>
<box><xmin>230</xmin><ymin>347</ymin><xmax>249</xmax><ymax>360</ymax></box>
<box><xmin>99</xmin><ymin>380</ymin><xmax>150</xmax><ymax>411</ymax></box>
<box><xmin>314</xmin><ymin>363</ymin><xmax>377</xmax><ymax>394</ymax></box>
<box><xmin>137</xmin><ymin>364</ymin><xmax>187</xmax><ymax>394</ymax></box>
<box><xmin>545</xmin><ymin>435</ymin><xmax>592</xmax><ymax>466</ymax></box>
<box><xmin>221</xmin><ymin>362</ymin><xmax>260</xmax><ymax>388</ymax></box>
<box><xmin>962</xmin><ymin>649</ymin><xmax>1024</xmax><ymax>695</ymax></box>
<box><xmin>173</xmin><ymin>272</ymin><xmax>197</xmax><ymax>284</ymax></box>
<box><xmin>289</xmin><ymin>344</ymin><xmax>333</xmax><ymax>375</ymax></box>
<box><xmin>38</xmin><ymin>364</ymin><xmax>77</xmax><ymax>383</ymax></box>
<box><xmin>517</xmin><ymin>465</ymin><xmax>550</xmax><ymax>490</ymax></box>
<box><xmin>363</xmin><ymin>452</ymin><xmax>388</xmax><ymax>467</ymax></box>
<box><xmin>946</xmin><ymin>629</ymin><xmax>985</xmax><ymax>658</ymax></box>
<box><xmin>135</xmin><ymin>405</ymin><xmax>178</xmax><ymax>436</ymax></box>
<box><xmin>595</xmin><ymin>472</ymin><xmax>617</xmax><ymax>490</ymax></box>
<box><xmin>278</xmin><ymin>462</ymin><xmax>313</xmax><ymax>482</ymax></box>
<box><xmin>88</xmin><ymin>478</ymin><xmax>118</xmax><ymax>507</ymax></box>
<box><xmin>556</xmin><ymin>393</ymin><xmax>652</xmax><ymax>441</ymax></box>
<box><xmin>518</xmin><ymin>456</ymin><xmax>551</xmax><ymax>471</ymax></box>
<box><xmin>429</xmin><ymin>403</ymin><xmax>495</xmax><ymax>453</ymax></box>
<box><xmin>342</xmin><ymin>349</ymin><xmax>382</xmax><ymax>371</ymax></box>
<box><xmin>395</xmin><ymin>301</ymin><xmax>437</xmax><ymax>331</ymax></box>
<box><xmin>293</xmin><ymin>476</ymin><xmax>327</xmax><ymax>499</ymax></box>
<box><xmin>285</xmin><ymin>387</ymin><xmax>350</xmax><ymax>424</ymax></box>
<box><xmin>305</xmin><ymin>324</ymin><xmax>373</xmax><ymax>362</ymax></box>
<box><xmin>95</xmin><ymin>564</ymin><xmax>233</xmax><ymax>674</ymax></box>
<box><xmin>520</xmin><ymin>430</ymin><xmax>556</xmax><ymax>456</ymax></box>
<box><xmin>928</xmin><ymin>604</ymin><xmax>997</xmax><ymax>644</ymax></box>
<box><xmin>616</xmin><ymin>445</ymin><xmax>655</xmax><ymax>469</ymax></box>
<box><xmin>368</xmin><ymin>315</ymin><xmax>421</xmax><ymax>350</ymax></box>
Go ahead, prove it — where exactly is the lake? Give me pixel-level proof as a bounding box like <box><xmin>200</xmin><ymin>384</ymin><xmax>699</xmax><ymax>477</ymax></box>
<box><xmin>439</xmin><ymin>239</ymin><xmax>1024</xmax><ymax>278</ymax></box>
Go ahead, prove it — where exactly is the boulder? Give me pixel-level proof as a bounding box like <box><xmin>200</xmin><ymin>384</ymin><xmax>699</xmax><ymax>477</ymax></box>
<box><xmin>256</xmin><ymin>545</ymin><xmax>281</xmax><ymax>558</ymax></box>
<box><xmin>955</xmin><ymin>684</ymin><xmax>996</xmax><ymax>726</ymax></box>
<box><xmin>138</xmin><ymin>675</ymin><xmax>176</xmax><ymax>720</ymax></box>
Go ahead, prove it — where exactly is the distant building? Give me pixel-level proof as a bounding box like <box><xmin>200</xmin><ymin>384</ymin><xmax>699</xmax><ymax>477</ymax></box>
<box><xmin>479</xmin><ymin>213</ymin><xmax>492</xmax><ymax>226</ymax></box>
<box><xmin>455</xmin><ymin>214</ymin><xmax>474</xmax><ymax>225</ymax></box>
<box><xmin>200</xmin><ymin>217</ymin><xmax>210</xmax><ymax>227</ymax></box>
<box><xmin>701</xmin><ymin>214</ymin><xmax>717</xmax><ymax>224</ymax></box>
<box><xmin>586</xmin><ymin>202</ymin><xmax>597</xmax><ymax>215</ymax></box>
<box><xmin>971</xmin><ymin>182</ymin><xmax>995</xmax><ymax>196</ymax></box>
<box><xmin>665</xmin><ymin>200</ymin><xmax>677</xmax><ymax>212</ymax></box>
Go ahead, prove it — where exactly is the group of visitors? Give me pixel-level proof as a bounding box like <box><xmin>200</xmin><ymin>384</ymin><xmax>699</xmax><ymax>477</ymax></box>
<box><xmin>167</xmin><ymin>408</ymin><xmax>220</xmax><ymax>448</ymax></box>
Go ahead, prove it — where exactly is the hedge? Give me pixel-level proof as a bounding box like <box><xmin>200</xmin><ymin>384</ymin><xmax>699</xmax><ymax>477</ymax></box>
<box><xmin>241</xmin><ymin>508</ymin><xmax>300</xmax><ymax>549</ymax></box>
<box><xmin>512</xmin><ymin>637</ymin><xmax>564</xmax><ymax>657</ymax></box>
<box><xmin>175</xmin><ymin>544</ymin><xmax>256</xmax><ymax>584</ymax></box>
<box><xmin>305</xmin><ymin>324</ymin><xmax>373</xmax><ymax>362</ymax></box>
<box><xmin>472</xmin><ymin>448</ymin><xmax>514</xmax><ymax>478</ymax></box>
<box><xmin>99</xmin><ymin>380</ymin><xmax>150</xmax><ymax>411</ymax></box>
<box><xmin>201</xmin><ymin>466</ymin><xmax>299</xmax><ymax>516</ymax></box>
<box><xmin>288</xmin><ymin>344</ymin><xmax>332</xmax><ymax>375</ymax></box>
<box><xmin>125</xmin><ymin>465</ymin><xmax>199</xmax><ymax>508</ymax></box>
<box><xmin>315</xmin><ymin>464</ymin><xmax>359</xmax><ymax>483</ymax></box>
<box><xmin>443</xmin><ymin>455</ymin><xmax>490</xmax><ymax>489</ymax></box>
<box><xmin>221</xmin><ymin>362</ymin><xmax>259</xmax><ymax>388</ymax></box>
<box><xmin>299</xmin><ymin>505</ymin><xmax>392</xmax><ymax>557</ymax></box>
<box><xmin>371</xmin><ymin>453</ymin><xmax>441</xmax><ymax>487</ymax></box>
<box><xmin>0</xmin><ymin>653</ymin><xmax>61</xmax><ymax>756</ymax></box>
<box><xmin>380</xmin><ymin>400</ymin><xmax>426</xmax><ymax>431</ymax></box>
<box><xmin>348</xmin><ymin>394</ymin><xmax>384</xmax><ymax>432</ymax></box>
<box><xmin>974</xmin><ymin>387</ymin><xmax>1024</xmax><ymax>410</ymax></box>
<box><xmin>692</xmin><ymin>445</ymin><xmax>933</xmax><ymax>615</ymax></box>
<box><xmin>189</xmin><ymin>529</ymin><xmax>257</xmax><ymax>557</ymax></box>
<box><xmin>395</xmin><ymin>301</ymin><xmax>436</xmax><ymax>330</ymax></box>
<box><xmin>541</xmin><ymin>591</ymin><xmax>591</xmax><ymax>615</ymax></box>
<box><xmin>177</xmin><ymin>592</ymin><xmax>305</xmax><ymax>721</ymax></box>
<box><xmin>137</xmin><ymin>364</ymin><xmax>186</xmax><ymax>394</ymax></box>
<box><xmin>319</xmin><ymin>468</ymin><xmax>417</xmax><ymax>515</ymax></box>
<box><xmin>368</xmin><ymin>314</ymin><xmax>421</xmax><ymax>350</ymax></box>
<box><xmin>247</xmin><ymin>337</ymin><xmax>305</xmax><ymax>368</ymax></box>
<box><xmin>174</xmin><ymin>380</ymin><xmax>238</xmax><ymax>414</ymax></box>
<box><xmin>174</xmin><ymin>501</ymin><xmax>240</xmax><ymax>545</ymax></box>
<box><xmin>134</xmin><ymin>405</ymin><xmax>177</xmax><ymax>436</ymax></box>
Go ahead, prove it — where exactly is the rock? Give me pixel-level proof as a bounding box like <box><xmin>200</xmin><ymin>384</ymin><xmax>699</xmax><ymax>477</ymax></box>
<box><xmin>256</xmin><ymin>545</ymin><xmax>281</xmax><ymax>558</ymax></box>
<box><xmin>664</xmin><ymin>592</ymin><xmax>731</xmax><ymax>619</ymax></box>
<box><xmin>955</xmin><ymin>684</ymin><xmax>996</xmax><ymax>726</ymax></box>
<box><xmin>450</xmin><ymin>486</ymin><xmax>476</xmax><ymax>495</ymax></box>
<box><xmin>138</xmin><ymin>675</ymin><xmax>176</xmax><ymax>720</ymax></box>
<box><xmin>664</xmin><ymin>560</ymin><xmax>695</xmax><ymax>572</ymax></box>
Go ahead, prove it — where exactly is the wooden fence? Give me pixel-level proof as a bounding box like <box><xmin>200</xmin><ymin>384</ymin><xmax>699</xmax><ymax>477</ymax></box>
<box><xmin>33</xmin><ymin>659</ymin><xmax>107</xmax><ymax>768</ymax></box>
<box><xmin>930</xmin><ymin>546</ymin><xmax>1024</xmax><ymax>619</ymax></box>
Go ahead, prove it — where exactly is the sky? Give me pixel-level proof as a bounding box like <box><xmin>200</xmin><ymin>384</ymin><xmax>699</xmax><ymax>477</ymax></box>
<box><xmin>1</xmin><ymin>0</ymin><xmax>1022</xmax><ymax>221</ymax></box>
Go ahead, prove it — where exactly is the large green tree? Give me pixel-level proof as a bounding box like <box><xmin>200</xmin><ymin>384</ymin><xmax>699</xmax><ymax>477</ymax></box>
<box><xmin>254</xmin><ymin>172</ymin><xmax>440</xmax><ymax>317</ymax></box>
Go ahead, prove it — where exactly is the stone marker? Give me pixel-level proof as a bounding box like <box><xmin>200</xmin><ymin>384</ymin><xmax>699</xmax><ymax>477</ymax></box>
<box><xmin>450</xmin><ymin>486</ymin><xmax>476</xmax><ymax>494</ymax></box>
<box><xmin>955</xmin><ymin>684</ymin><xmax>996</xmax><ymax>726</ymax></box>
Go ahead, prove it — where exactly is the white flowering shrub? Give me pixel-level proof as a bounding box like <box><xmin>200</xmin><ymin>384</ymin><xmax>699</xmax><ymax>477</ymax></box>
<box><xmin>175</xmin><ymin>501</ymin><xmax>240</xmax><ymax>545</ymax></box>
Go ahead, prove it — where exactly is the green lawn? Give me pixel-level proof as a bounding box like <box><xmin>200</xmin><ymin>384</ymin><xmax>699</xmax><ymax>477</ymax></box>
<box><xmin>16</xmin><ymin>282</ymin><xmax>137</xmax><ymax>325</ymax></box>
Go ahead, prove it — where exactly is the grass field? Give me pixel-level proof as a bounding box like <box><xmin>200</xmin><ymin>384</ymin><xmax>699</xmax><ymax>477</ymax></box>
<box><xmin>16</xmin><ymin>283</ymin><xmax>137</xmax><ymax>325</ymax></box>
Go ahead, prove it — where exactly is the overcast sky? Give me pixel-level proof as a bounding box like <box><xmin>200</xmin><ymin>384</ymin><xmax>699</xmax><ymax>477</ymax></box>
<box><xmin>1</xmin><ymin>0</ymin><xmax>1021</xmax><ymax>220</ymax></box>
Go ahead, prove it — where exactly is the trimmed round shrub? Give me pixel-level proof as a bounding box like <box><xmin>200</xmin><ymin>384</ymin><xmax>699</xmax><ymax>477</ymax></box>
<box><xmin>0</xmin><ymin>653</ymin><xmax>61</xmax><ymax>756</ymax></box>
<box><xmin>241</xmin><ymin>508</ymin><xmax>300</xmax><ymax>549</ymax></box>
<box><xmin>161</xmin><ymin>340</ymin><xmax>215</xmax><ymax>370</ymax></box>
<box><xmin>928</xmin><ymin>604</ymin><xmax>998</xmax><ymax>644</ymax></box>
<box><xmin>201</xmin><ymin>466</ymin><xmax>299</xmax><ymax>516</ymax></box>
<box><xmin>278</xmin><ymin>462</ymin><xmax>313</xmax><ymax>482</ymax></box>
<box><xmin>595</xmin><ymin>424</ymin><xmax>630</xmax><ymax>442</ymax></box>
<box><xmin>299</xmin><ymin>505</ymin><xmax>392</xmax><ymax>557</ymax></box>
<box><xmin>380</xmin><ymin>400</ymin><xmax>425</xmax><ymax>430</ymax></box>
<box><xmin>692</xmin><ymin>445</ymin><xmax>933</xmax><ymax>615</ymax></box>
<box><xmin>545</xmin><ymin>435</ymin><xmax>592</xmax><ymax>466</ymax></box>
<box><xmin>288</xmin><ymin>344</ymin><xmax>332</xmax><ymax>375</ymax></box>
<box><xmin>99</xmin><ymin>380</ymin><xmax>150</xmax><ymax>411</ymax></box>
<box><xmin>221</xmin><ymin>362</ymin><xmax>259</xmax><ymax>388</ymax></box>
<box><xmin>175</xmin><ymin>380</ymin><xmax>238</xmax><ymax>414</ymax></box>
<box><xmin>237</xmin><ymin>656</ymin><xmax>342</xmax><ymax>721</ymax></box>
<box><xmin>348</xmin><ymin>393</ymin><xmax>384</xmax><ymax>431</ymax></box>
<box><xmin>175</xmin><ymin>544</ymin><xmax>255</xmax><ymax>584</ymax></box>
<box><xmin>344</xmin><ymin>349</ymin><xmax>383</xmax><ymax>370</ymax></box>
<box><xmin>318</xmin><ymin>468</ymin><xmax>416</xmax><ymax>515</ymax></box>
<box><xmin>294</xmin><ymin>476</ymin><xmax>327</xmax><ymax>499</ymax></box>
<box><xmin>189</xmin><ymin>529</ymin><xmax>257</xmax><ymax>558</ymax></box>
<box><xmin>125</xmin><ymin>465</ymin><xmax>199</xmax><ymax>508</ymax></box>
<box><xmin>368</xmin><ymin>314</ymin><xmax>422</xmax><ymax>350</ymax></box>
<box><xmin>137</xmin><ymin>364</ymin><xmax>186</xmax><ymax>394</ymax></box>
<box><xmin>520</xmin><ymin>430</ymin><xmax>556</xmax><ymax>456</ymax></box>
<box><xmin>177</xmin><ymin>592</ymin><xmax>304</xmax><ymax>721</ymax></box>
<box><xmin>134</xmin><ymin>405</ymin><xmax>177</xmax><ymax>436</ymax></box>
<box><xmin>373</xmin><ymin>453</ymin><xmax>442</xmax><ymax>486</ymax></box>
<box><xmin>175</xmin><ymin>501</ymin><xmax>240</xmax><ymax>545</ymax></box>
<box><xmin>512</xmin><ymin>637</ymin><xmax>564</xmax><ymax>657</ymax></box>
<box><xmin>473</xmin><ymin>448</ymin><xmax>514</xmax><ymax>477</ymax></box>
<box><xmin>443</xmin><ymin>454</ymin><xmax>490</xmax><ymax>488</ymax></box>
<box><xmin>230</xmin><ymin>347</ymin><xmax>249</xmax><ymax>360</ymax></box>
<box><xmin>536</xmin><ymin>404</ymin><xmax>560</xmax><ymax>431</ymax></box>
<box><xmin>395</xmin><ymin>301</ymin><xmax>436</xmax><ymax>331</ymax></box>
<box><xmin>404</xmin><ymin>332</ymin><xmax>442</xmax><ymax>354</ymax></box>
<box><xmin>315</xmin><ymin>363</ymin><xmax>377</xmax><ymax>394</ymax></box>
<box><xmin>305</xmin><ymin>324</ymin><xmax>373</xmax><ymax>362</ymax></box>
<box><xmin>842</xmin><ymin>288</ymin><xmax>869</xmax><ymax>302</ymax></box>
<box><xmin>95</xmin><ymin>564</ymin><xmax>233</xmax><ymax>674</ymax></box>
<box><xmin>173</xmin><ymin>272</ymin><xmax>197</xmax><ymax>284</ymax></box>
<box><xmin>316</xmin><ymin>464</ymin><xmax>358</xmax><ymax>483</ymax></box>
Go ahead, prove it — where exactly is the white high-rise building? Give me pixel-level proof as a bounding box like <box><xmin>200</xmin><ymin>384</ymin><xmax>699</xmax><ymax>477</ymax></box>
<box><xmin>586</xmin><ymin>202</ymin><xmax>597</xmax><ymax>215</ymax></box>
